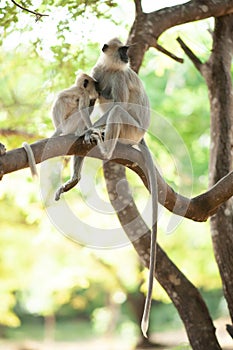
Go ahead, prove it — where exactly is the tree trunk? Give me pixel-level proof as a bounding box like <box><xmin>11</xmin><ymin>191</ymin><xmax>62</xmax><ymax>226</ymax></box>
<box><xmin>103</xmin><ymin>162</ymin><xmax>221</xmax><ymax>350</ymax></box>
<box><xmin>206</xmin><ymin>15</ymin><xmax>233</xmax><ymax>322</ymax></box>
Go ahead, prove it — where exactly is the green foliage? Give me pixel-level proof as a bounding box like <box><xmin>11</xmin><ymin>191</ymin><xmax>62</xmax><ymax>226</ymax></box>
<box><xmin>1</xmin><ymin>0</ymin><xmax>119</xmax><ymax>63</ymax></box>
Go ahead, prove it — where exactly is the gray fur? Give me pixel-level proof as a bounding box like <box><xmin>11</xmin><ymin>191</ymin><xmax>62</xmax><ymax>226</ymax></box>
<box><xmin>91</xmin><ymin>38</ymin><xmax>158</xmax><ymax>337</ymax></box>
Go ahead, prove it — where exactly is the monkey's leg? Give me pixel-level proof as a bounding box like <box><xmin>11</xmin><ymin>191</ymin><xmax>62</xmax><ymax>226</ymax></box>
<box><xmin>55</xmin><ymin>127</ymin><xmax>104</xmax><ymax>201</ymax></box>
<box><xmin>100</xmin><ymin>123</ymin><xmax>121</xmax><ymax>159</ymax></box>
<box><xmin>55</xmin><ymin>156</ymin><xmax>84</xmax><ymax>201</ymax></box>
<box><xmin>99</xmin><ymin>105</ymin><xmax>143</xmax><ymax>160</ymax></box>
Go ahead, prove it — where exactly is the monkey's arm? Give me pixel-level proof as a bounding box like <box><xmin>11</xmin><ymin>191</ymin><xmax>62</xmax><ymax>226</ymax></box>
<box><xmin>52</xmin><ymin>96</ymin><xmax>72</xmax><ymax>129</ymax></box>
<box><xmin>92</xmin><ymin>75</ymin><xmax>128</xmax><ymax>129</ymax></box>
<box><xmin>79</xmin><ymin>92</ymin><xmax>93</xmax><ymax>129</ymax></box>
<box><xmin>112</xmin><ymin>74</ymin><xmax>129</xmax><ymax>102</ymax></box>
<box><xmin>54</xmin><ymin>93</ymin><xmax>95</xmax><ymax>200</ymax></box>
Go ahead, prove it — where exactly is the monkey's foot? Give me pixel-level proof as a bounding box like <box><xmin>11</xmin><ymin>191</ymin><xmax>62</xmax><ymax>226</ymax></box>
<box><xmin>84</xmin><ymin>128</ymin><xmax>104</xmax><ymax>144</ymax></box>
<box><xmin>55</xmin><ymin>176</ymin><xmax>81</xmax><ymax>201</ymax></box>
<box><xmin>55</xmin><ymin>187</ymin><xmax>64</xmax><ymax>201</ymax></box>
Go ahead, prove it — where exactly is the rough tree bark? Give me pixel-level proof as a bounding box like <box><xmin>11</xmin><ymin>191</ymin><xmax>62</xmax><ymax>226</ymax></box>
<box><xmin>177</xmin><ymin>12</ymin><xmax>233</xmax><ymax>333</ymax></box>
<box><xmin>207</xmin><ymin>14</ymin><xmax>233</xmax><ymax>326</ymax></box>
<box><xmin>1</xmin><ymin>136</ymin><xmax>233</xmax><ymax>222</ymax></box>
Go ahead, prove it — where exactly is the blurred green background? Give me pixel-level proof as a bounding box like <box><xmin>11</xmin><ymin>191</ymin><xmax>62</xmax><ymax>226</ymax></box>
<box><xmin>0</xmin><ymin>0</ymin><xmax>229</xmax><ymax>349</ymax></box>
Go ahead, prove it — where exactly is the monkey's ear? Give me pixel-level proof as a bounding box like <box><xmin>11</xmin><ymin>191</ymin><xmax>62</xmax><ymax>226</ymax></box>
<box><xmin>83</xmin><ymin>79</ymin><xmax>89</xmax><ymax>88</ymax></box>
<box><xmin>102</xmin><ymin>44</ymin><xmax>109</xmax><ymax>52</ymax></box>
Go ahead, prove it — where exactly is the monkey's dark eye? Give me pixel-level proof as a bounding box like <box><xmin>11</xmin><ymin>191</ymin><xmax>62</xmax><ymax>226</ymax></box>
<box><xmin>102</xmin><ymin>44</ymin><xmax>109</xmax><ymax>52</ymax></box>
<box><xmin>83</xmin><ymin>79</ymin><xmax>89</xmax><ymax>88</ymax></box>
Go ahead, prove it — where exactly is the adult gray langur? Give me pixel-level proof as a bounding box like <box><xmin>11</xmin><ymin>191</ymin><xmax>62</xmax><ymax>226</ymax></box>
<box><xmin>89</xmin><ymin>38</ymin><xmax>158</xmax><ymax>337</ymax></box>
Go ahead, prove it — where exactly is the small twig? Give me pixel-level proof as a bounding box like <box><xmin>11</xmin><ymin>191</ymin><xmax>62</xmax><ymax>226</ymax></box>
<box><xmin>177</xmin><ymin>36</ymin><xmax>203</xmax><ymax>72</ymax></box>
<box><xmin>11</xmin><ymin>0</ymin><xmax>49</xmax><ymax>21</ymax></box>
<box><xmin>153</xmin><ymin>41</ymin><xmax>184</xmax><ymax>63</ymax></box>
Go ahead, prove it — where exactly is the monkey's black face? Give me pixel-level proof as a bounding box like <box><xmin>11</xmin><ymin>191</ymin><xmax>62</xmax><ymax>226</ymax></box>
<box><xmin>118</xmin><ymin>46</ymin><xmax>129</xmax><ymax>63</ymax></box>
<box><xmin>94</xmin><ymin>81</ymin><xmax>101</xmax><ymax>93</ymax></box>
<box><xmin>89</xmin><ymin>99</ymin><xmax>96</xmax><ymax>107</ymax></box>
<box><xmin>83</xmin><ymin>78</ymin><xmax>89</xmax><ymax>88</ymax></box>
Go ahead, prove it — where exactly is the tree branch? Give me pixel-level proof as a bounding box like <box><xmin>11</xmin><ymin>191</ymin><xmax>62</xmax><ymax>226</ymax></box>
<box><xmin>153</xmin><ymin>41</ymin><xmax>184</xmax><ymax>63</ymax></box>
<box><xmin>176</xmin><ymin>36</ymin><xmax>203</xmax><ymax>71</ymax></box>
<box><xmin>11</xmin><ymin>0</ymin><xmax>49</xmax><ymax>21</ymax></box>
<box><xmin>148</xmin><ymin>0</ymin><xmax>233</xmax><ymax>38</ymax></box>
<box><xmin>134</xmin><ymin>0</ymin><xmax>143</xmax><ymax>15</ymax></box>
<box><xmin>0</xmin><ymin>135</ymin><xmax>232</xmax><ymax>222</ymax></box>
<box><xmin>128</xmin><ymin>0</ymin><xmax>233</xmax><ymax>72</ymax></box>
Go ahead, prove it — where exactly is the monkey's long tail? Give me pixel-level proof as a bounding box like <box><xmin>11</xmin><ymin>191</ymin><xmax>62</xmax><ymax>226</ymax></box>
<box><xmin>22</xmin><ymin>142</ymin><xmax>38</xmax><ymax>178</ymax></box>
<box><xmin>139</xmin><ymin>138</ymin><xmax>158</xmax><ymax>338</ymax></box>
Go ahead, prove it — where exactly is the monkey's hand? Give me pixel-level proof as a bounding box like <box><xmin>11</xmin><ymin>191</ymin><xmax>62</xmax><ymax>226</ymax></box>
<box><xmin>84</xmin><ymin>127</ymin><xmax>104</xmax><ymax>144</ymax></box>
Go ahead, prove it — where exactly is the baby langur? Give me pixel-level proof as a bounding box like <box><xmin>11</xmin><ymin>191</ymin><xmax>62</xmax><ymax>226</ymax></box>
<box><xmin>51</xmin><ymin>72</ymin><xmax>99</xmax><ymax>201</ymax></box>
<box><xmin>87</xmin><ymin>38</ymin><xmax>158</xmax><ymax>337</ymax></box>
